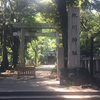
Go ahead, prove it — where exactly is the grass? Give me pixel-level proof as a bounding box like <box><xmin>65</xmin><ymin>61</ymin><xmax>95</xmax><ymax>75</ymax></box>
<box><xmin>54</xmin><ymin>64</ymin><xmax>57</xmax><ymax>69</ymax></box>
<box><xmin>0</xmin><ymin>71</ymin><xmax>16</xmax><ymax>80</ymax></box>
<box><xmin>0</xmin><ymin>64</ymin><xmax>41</xmax><ymax>80</ymax></box>
<box><xmin>0</xmin><ymin>73</ymin><xmax>13</xmax><ymax>80</ymax></box>
<box><xmin>0</xmin><ymin>74</ymin><xmax>12</xmax><ymax>77</ymax></box>
<box><xmin>25</xmin><ymin>65</ymin><xmax>42</xmax><ymax>67</ymax></box>
<box><xmin>25</xmin><ymin>65</ymin><xmax>35</xmax><ymax>67</ymax></box>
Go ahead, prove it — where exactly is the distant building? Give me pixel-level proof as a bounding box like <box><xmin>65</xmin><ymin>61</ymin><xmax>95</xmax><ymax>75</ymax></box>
<box><xmin>44</xmin><ymin>51</ymin><xmax>56</xmax><ymax>65</ymax></box>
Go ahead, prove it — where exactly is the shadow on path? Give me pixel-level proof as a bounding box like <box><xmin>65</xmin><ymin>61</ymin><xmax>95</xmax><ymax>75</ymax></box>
<box><xmin>0</xmin><ymin>65</ymin><xmax>99</xmax><ymax>92</ymax></box>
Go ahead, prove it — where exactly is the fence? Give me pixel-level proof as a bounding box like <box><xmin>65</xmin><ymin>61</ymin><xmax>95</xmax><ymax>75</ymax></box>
<box><xmin>80</xmin><ymin>57</ymin><xmax>100</xmax><ymax>76</ymax></box>
<box><xmin>65</xmin><ymin>56</ymin><xmax>100</xmax><ymax>76</ymax></box>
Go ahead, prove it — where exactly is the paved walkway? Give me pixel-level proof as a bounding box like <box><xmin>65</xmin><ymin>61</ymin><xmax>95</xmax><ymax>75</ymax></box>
<box><xmin>0</xmin><ymin>65</ymin><xmax>100</xmax><ymax>92</ymax></box>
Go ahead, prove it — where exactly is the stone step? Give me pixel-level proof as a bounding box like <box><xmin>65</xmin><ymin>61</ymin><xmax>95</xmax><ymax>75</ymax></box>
<box><xmin>0</xmin><ymin>91</ymin><xmax>100</xmax><ymax>100</ymax></box>
<box><xmin>0</xmin><ymin>95</ymin><xmax>100</xmax><ymax>100</ymax></box>
<box><xmin>94</xmin><ymin>75</ymin><xmax>100</xmax><ymax>83</ymax></box>
<box><xmin>0</xmin><ymin>91</ymin><xmax>100</xmax><ymax>96</ymax></box>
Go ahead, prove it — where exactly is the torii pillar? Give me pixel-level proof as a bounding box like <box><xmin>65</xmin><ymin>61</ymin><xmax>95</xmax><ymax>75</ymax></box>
<box><xmin>19</xmin><ymin>28</ymin><xmax>25</xmax><ymax>64</ymax></box>
<box><xmin>56</xmin><ymin>32</ymin><xmax>64</xmax><ymax>79</ymax></box>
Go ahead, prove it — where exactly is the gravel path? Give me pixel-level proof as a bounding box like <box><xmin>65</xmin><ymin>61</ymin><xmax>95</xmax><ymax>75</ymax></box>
<box><xmin>0</xmin><ymin>65</ymin><xmax>99</xmax><ymax>92</ymax></box>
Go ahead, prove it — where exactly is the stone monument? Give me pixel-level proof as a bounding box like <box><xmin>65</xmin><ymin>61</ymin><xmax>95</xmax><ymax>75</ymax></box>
<box><xmin>68</xmin><ymin>7</ymin><xmax>80</xmax><ymax>69</ymax></box>
<box><xmin>60</xmin><ymin>7</ymin><xmax>91</xmax><ymax>86</ymax></box>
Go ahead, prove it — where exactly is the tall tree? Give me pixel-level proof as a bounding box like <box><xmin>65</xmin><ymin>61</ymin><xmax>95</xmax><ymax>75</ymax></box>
<box><xmin>8</xmin><ymin>0</ymin><xmax>38</xmax><ymax>68</ymax></box>
<box><xmin>80</xmin><ymin>10</ymin><xmax>100</xmax><ymax>56</ymax></box>
<box><xmin>37</xmin><ymin>0</ymin><xmax>80</xmax><ymax>67</ymax></box>
<box><xmin>0</xmin><ymin>0</ymin><xmax>38</xmax><ymax>69</ymax></box>
<box><xmin>55</xmin><ymin>0</ymin><xmax>68</xmax><ymax>67</ymax></box>
<box><xmin>0</xmin><ymin>0</ymin><xmax>9</xmax><ymax>69</ymax></box>
<box><xmin>35</xmin><ymin>0</ymin><xmax>99</xmax><ymax>67</ymax></box>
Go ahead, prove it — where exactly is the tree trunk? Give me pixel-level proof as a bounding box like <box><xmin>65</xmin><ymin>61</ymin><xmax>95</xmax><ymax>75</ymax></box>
<box><xmin>35</xmin><ymin>50</ymin><xmax>36</xmax><ymax>64</ymax></box>
<box><xmin>35</xmin><ymin>51</ymin><xmax>38</xmax><ymax>66</ymax></box>
<box><xmin>10</xmin><ymin>12</ymin><xmax>20</xmax><ymax>68</ymax></box>
<box><xmin>55</xmin><ymin>0</ymin><xmax>68</xmax><ymax>68</ymax></box>
<box><xmin>12</xmin><ymin>36</ymin><xmax>20</xmax><ymax>68</ymax></box>
<box><xmin>36</xmin><ymin>42</ymin><xmax>38</xmax><ymax>66</ymax></box>
<box><xmin>1</xmin><ymin>25</ymin><xmax>9</xmax><ymax>69</ymax></box>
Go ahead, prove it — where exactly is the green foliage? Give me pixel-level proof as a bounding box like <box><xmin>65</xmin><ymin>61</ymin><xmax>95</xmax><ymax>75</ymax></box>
<box><xmin>0</xmin><ymin>0</ymin><xmax>38</xmax><ymax>68</ymax></box>
<box><xmin>0</xmin><ymin>74</ymin><xmax>12</xmax><ymax>78</ymax></box>
<box><xmin>91</xmin><ymin>0</ymin><xmax>100</xmax><ymax>12</ymax></box>
<box><xmin>54</xmin><ymin>63</ymin><xmax>57</xmax><ymax>69</ymax></box>
<box><xmin>24</xmin><ymin>11</ymin><xmax>56</xmax><ymax>65</ymax></box>
<box><xmin>35</xmin><ymin>0</ymin><xmax>61</xmax><ymax>32</ymax></box>
<box><xmin>65</xmin><ymin>81</ymin><xmax>75</xmax><ymax>86</ymax></box>
<box><xmin>37</xmin><ymin>0</ymin><xmax>100</xmax><ymax>57</ymax></box>
<box><xmin>26</xmin><ymin>35</ymin><xmax>56</xmax><ymax>65</ymax></box>
<box><xmin>1</xmin><ymin>0</ymin><xmax>100</xmax><ymax>68</ymax></box>
<box><xmin>80</xmin><ymin>10</ymin><xmax>100</xmax><ymax>56</ymax></box>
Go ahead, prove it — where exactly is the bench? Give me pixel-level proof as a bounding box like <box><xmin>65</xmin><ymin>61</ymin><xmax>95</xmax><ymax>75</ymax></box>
<box><xmin>16</xmin><ymin>64</ymin><xmax>36</xmax><ymax>79</ymax></box>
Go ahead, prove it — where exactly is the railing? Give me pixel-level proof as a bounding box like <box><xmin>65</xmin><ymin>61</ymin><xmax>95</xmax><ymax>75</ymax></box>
<box><xmin>80</xmin><ymin>57</ymin><xmax>100</xmax><ymax>76</ymax></box>
<box><xmin>64</xmin><ymin>56</ymin><xmax>100</xmax><ymax>76</ymax></box>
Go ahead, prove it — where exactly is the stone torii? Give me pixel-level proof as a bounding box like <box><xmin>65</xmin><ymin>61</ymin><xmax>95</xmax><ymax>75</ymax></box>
<box><xmin>10</xmin><ymin>21</ymin><xmax>59</xmax><ymax>64</ymax></box>
<box><xmin>10</xmin><ymin>7</ymin><xmax>80</xmax><ymax>80</ymax></box>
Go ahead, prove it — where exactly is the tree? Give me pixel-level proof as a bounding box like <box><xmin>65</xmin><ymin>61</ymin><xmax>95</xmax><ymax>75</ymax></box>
<box><xmin>35</xmin><ymin>0</ymin><xmax>84</xmax><ymax>67</ymax></box>
<box><xmin>0</xmin><ymin>0</ymin><xmax>9</xmax><ymax>69</ymax></box>
<box><xmin>80</xmin><ymin>10</ymin><xmax>100</xmax><ymax>56</ymax></box>
<box><xmin>80</xmin><ymin>0</ymin><xmax>100</xmax><ymax>56</ymax></box>
<box><xmin>26</xmin><ymin>35</ymin><xmax>56</xmax><ymax>66</ymax></box>
<box><xmin>8</xmin><ymin>0</ymin><xmax>36</xmax><ymax>67</ymax></box>
<box><xmin>0</xmin><ymin>0</ymin><xmax>38</xmax><ymax>69</ymax></box>
<box><xmin>34</xmin><ymin>0</ymin><xmax>100</xmax><ymax>64</ymax></box>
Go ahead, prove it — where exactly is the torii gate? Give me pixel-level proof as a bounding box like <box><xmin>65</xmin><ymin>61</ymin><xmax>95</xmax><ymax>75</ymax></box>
<box><xmin>10</xmin><ymin>7</ymin><xmax>80</xmax><ymax>80</ymax></box>
<box><xmin>10</xmin><ymin>21</ymin><xmax>59</xmax><ymax>64</ymax></box>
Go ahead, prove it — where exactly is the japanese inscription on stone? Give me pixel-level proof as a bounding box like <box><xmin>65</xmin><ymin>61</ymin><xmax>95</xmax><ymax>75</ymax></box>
<box><xmin>71</xmin><ymin>12</ymin><xmax>78</xmax><ymax>55</ymax></box>
<box><xmin>72</xmin><ymin>13</ymin><xmax>78</xmax><ymax>18</ymax></box>
<box><xmin>68</xmin><ymin>7</ymin><xmax>80</xmax><ymax>69</ymax></box>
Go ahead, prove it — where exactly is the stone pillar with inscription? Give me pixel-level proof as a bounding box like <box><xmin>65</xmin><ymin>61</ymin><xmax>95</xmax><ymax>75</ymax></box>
<box><xmin>60</xmin><ymin>7</ymin><xmax>91</xmax><ymax>86</ymax></box>
<box><xmin>68</xmin><ymin>7</ymin><xmax>80</xmax><ymax>69</ymax></box>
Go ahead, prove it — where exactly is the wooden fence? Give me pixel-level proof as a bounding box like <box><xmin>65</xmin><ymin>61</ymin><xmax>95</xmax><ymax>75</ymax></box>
<box><xmin>80</xmin><ymin>57</ymin><xmax>100</xmax><ymax>76</ymax></box>
<box><xmin>65</xmin><ymin>56</ymin><xmax>100</xmax><ymax>76</ymax></box>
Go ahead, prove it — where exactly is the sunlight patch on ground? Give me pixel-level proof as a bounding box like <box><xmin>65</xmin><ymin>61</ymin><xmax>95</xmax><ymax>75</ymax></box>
<box><xmin>39</xmin><ymin>65</ymin><xmax>55</xmax><ymax>68</ymax></box>
<box><xmin>47</xmin><ymin>86</ymin><xmax>99</xmax><ymax>92</ymax></box>
<box><xmin>47</xmin><ymin>81</ymin><xmax>59</xmax><ymax>84</ymax></box>
<box><xmin>34</xmin><ymin>80</ymin><xmax>59</xmax><ymax>85</ymax></box>
<box><xmin>61</xmin><ymin>95</ymin><xmax>100</xmax><ymax>98</ymax></box>
<box><xmin>63</xmin><ymin>95</ymin><xmax>84</xmax><ymax>98</ymax></box>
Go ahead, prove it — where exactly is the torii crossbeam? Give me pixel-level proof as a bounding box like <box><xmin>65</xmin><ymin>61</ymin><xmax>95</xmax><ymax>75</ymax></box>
<box><xmin>10</xmin><ymin>21</ymin><xmax>59</xmax><ymax>64</ymax></box>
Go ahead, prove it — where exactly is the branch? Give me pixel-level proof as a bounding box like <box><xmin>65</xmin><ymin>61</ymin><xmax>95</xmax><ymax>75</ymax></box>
<box><xmin>30</xmin><ymin>42</ymin><xmax>36</xmax><ymax>52</ymax></box>
<box><xmin>8</xmin><ymin>0</ymin><xmax>14</xmax><ymax>11</ymax></box>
